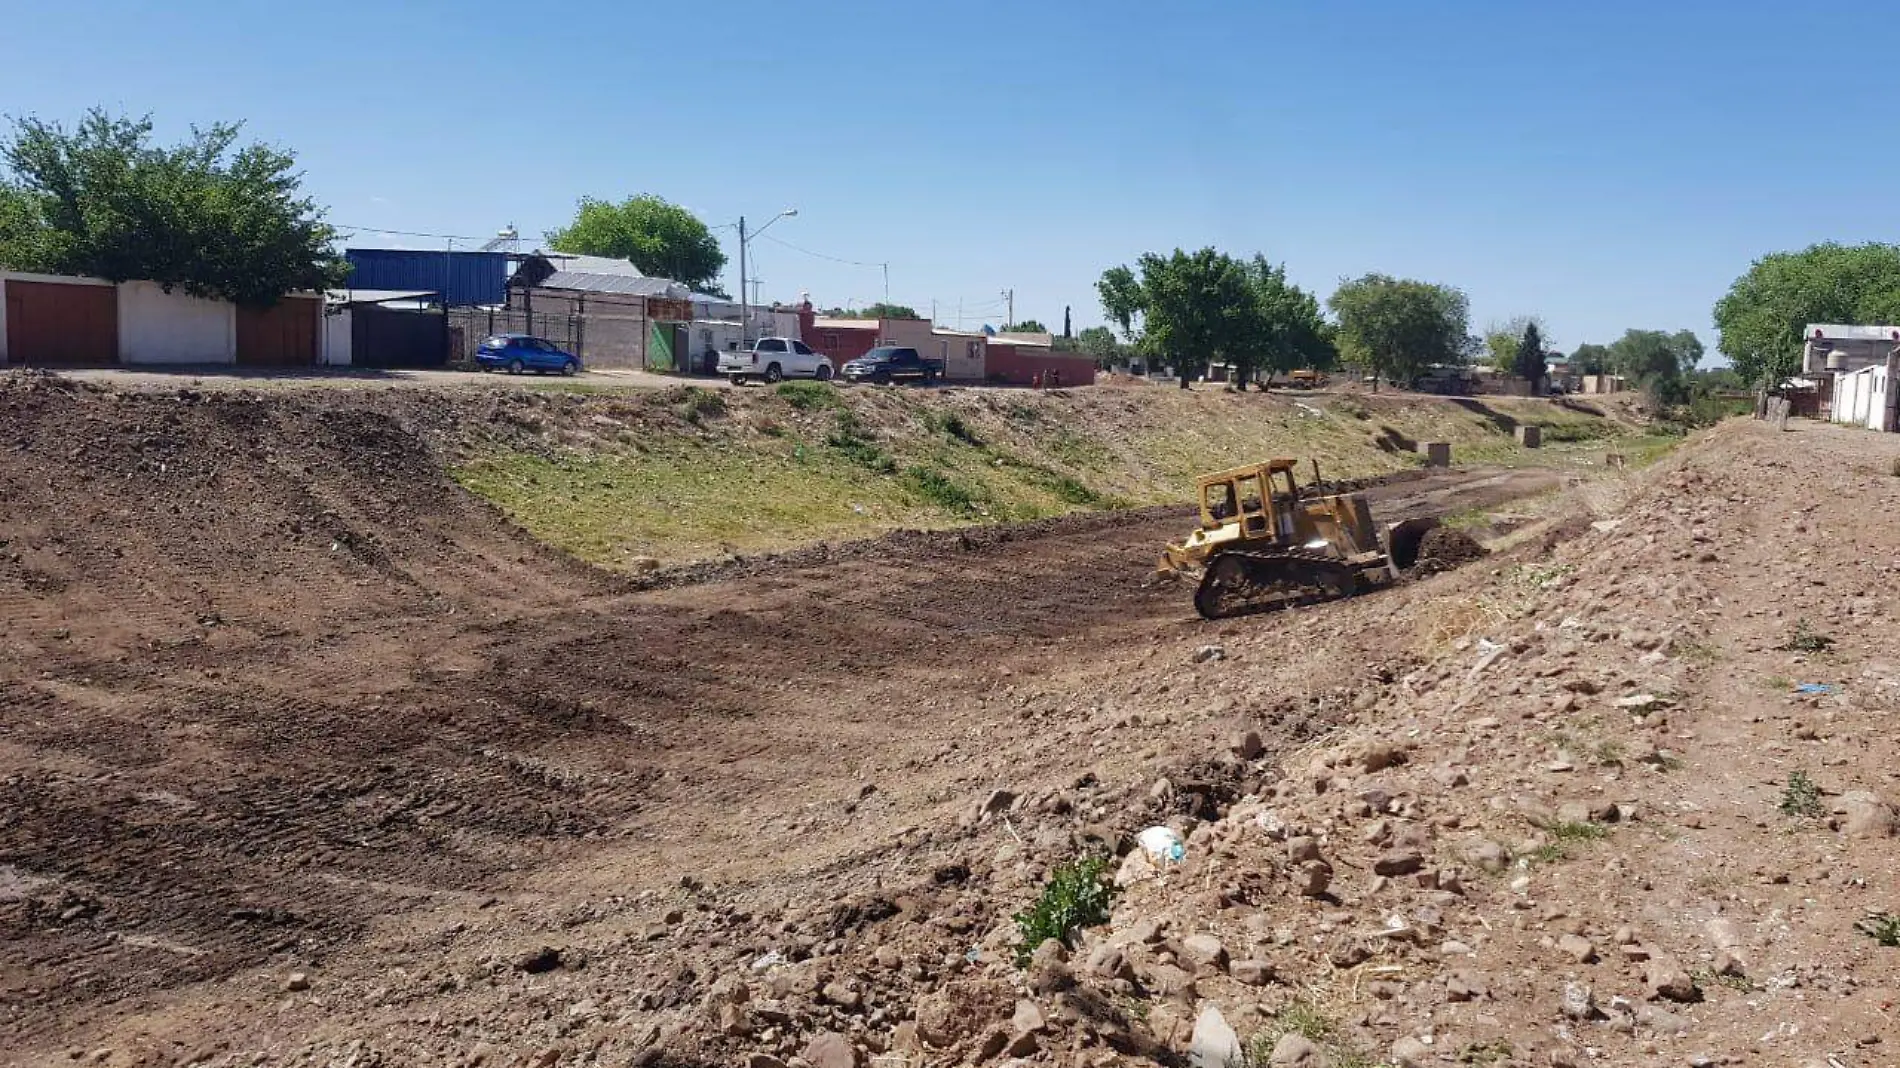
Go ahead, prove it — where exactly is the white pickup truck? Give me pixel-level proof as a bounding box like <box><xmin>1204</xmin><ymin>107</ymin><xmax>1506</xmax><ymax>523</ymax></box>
<box><xmin>717</xmin><ymin>338</ymin><xmax>833</xmax><ymax>385</ymax></box>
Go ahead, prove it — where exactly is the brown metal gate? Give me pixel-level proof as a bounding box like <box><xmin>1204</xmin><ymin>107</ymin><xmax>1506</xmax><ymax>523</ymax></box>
<box><xmin>4</xmin><ymin>280</ymin><xmax>118</xmax><ymax>365</ymax></box>
<box><xmin>236</xmin><ymin>299</ymin><xmax>318</xmax><ymax>367</ymax></box>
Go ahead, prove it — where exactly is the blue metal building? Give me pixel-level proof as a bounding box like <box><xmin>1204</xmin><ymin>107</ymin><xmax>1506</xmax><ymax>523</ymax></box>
<box><xmin>345</xmin><ymin>249</ymin><xmax>512</xmax><ymax>307</ymax></box>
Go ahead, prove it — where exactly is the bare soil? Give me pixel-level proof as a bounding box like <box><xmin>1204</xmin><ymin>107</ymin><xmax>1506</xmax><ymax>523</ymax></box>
<box><xmin>15</xmin><ymin>376</ymin><xmax>1881</xmax><ymax>1068</ymax></box>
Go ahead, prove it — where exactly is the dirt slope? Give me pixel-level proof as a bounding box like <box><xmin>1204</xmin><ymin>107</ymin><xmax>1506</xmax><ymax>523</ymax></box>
<box><xmin>0</xmin><ymin>375</ymin><xmax>1586</xmax><ymax>1066</ymax></box>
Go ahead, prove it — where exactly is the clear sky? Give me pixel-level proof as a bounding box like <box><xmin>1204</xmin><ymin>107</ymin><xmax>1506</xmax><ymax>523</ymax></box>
<box><xmin>4</xmin><ymin>1</ymin><xmax>1895</xmax><ymax>356</ymax></box>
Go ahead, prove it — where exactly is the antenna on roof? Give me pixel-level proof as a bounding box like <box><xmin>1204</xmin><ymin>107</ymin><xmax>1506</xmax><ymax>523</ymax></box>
<box><xmin>480</xmin><ymin>224</ymin><xmax>520</xmax><ymax>253</ymax></box>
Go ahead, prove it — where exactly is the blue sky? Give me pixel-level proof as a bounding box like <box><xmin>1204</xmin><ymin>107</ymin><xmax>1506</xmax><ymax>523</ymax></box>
<box><xmin>4</xmin><ymin>1</ymin><xmax>1896</xmax><ymax>357</ymax></box>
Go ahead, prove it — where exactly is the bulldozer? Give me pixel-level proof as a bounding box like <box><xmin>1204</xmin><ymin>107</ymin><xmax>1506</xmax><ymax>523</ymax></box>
<box><xmin>1158</xmin><ymin>458</ymin><xmax>1440</xmax><ymax>620</ymax></box>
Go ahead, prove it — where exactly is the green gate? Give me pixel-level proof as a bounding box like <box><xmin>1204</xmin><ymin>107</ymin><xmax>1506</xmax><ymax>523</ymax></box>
<box><xmin>647</xmin><ymin>322</ymin><xmax>674</xmax><ymax>371</ymax></box>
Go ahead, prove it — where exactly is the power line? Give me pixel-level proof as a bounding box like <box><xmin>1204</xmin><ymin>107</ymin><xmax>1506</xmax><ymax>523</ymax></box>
<box><xmin>758</xmin><ymin>233</ymin><xmax>885</xmax><ymax>269</ymax></box>
<box><xmin>332</xmin><ymin>222</ymin><xmax>494</xmax><ymax>242</ymax></box>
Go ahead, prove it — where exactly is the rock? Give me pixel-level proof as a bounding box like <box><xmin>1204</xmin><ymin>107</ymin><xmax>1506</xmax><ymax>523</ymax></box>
<box><xmin>820</xmin><ymin>981</ymin><xmax>862</xmax><ymax>1010</ymax></box>
<box><xmin>1646</xmin><ymin>957</ymin><xmax>1701</xmax><ymax>1002</ymax></box>
<box><xmin>1712</xmin><ymin>949</ymin><xmax>1747</xmax><ymax>978</ymax></box>
<box><xmin>1190</xmin><ymin>1004</ymin><xmax>1245</xmax><ymax>1068</ymax></box>
<box><xmin>1026</xmin><ymin>939</ymin><xmax>1075</xmax><ymax>994</ymax></box>
<box><xmin>1004</xmin><ymin>1031</ymin><xmax>1040</xmax><ymax>1058</ymax></box>
<box><xmin>1011</xmin><ymin>999</ymin><xmax>1046</xmax><ymax>1033</ymax></box>
<box><xmin>747</xmin><ymin>1057</ymin><xmax>786</xmax><ymax>1068</ymax></box>
<box><xmin>1637</xmin><ymin>1005</ymin><xmax>1694</xmax><ymax>1037</ymax></box>
<box><xmin>1374</xmin><ymin>849</ymin><xmax>1424</xmax><ymax>877</ymax></box>
<box><xmin>1446</xmin><ymin>972</ymin><xmax>1486</xmax><ymax>1002</ymax></box>
<box><xmin>1194</xmin><ymin>644</ymin><xmax>1227</xmax><ymax>664</ymax></box>
<box><xmin>1116</xmin><ymin>848</ymin><xmax>1158</xmax><ymax>888</ymax></box>
<box><xmin>981</xmin><ymin>789</ymin><xmax>1017</xmax><ymax>817</ymax></box>
<box><xmin>1180</xmin><ymin>934</ymin><xmax>1230</xmax><ymax>974</ymax></box>
<box><xmin>1233</xmin><ymin>730</ymin><xmax>1265</xmax><ymax>760</ymax></box>
<box><xmin>1351</xmin><ymin>740</ymin><xmax>1408</xmax><ymax>773</ymax></box>
<box><xmin>1391</xmin><ymin>1035</ymin><xmax>1433</xmax><ymax>1068</ymax></box>
<box><xmin>629</xmin><ymin>555</ymin><xmax>661</xmax><ymax>574</ymax></box>
<box><xmin>1460</xmin><ymin>837</ymin><xmax>1511</xmax><ymax>874</ymax></box>
<box><xmin>1139</xmin><ymin>962</ymin><xmax>1198</xmax><ymax>1001</ymax></box>
<box><xmin>1287</xmin><ymin>836</ymin><xmax>1322</xmax><ymax>863</ymax></box>
<box><xmin>1557</xmin><ymin>934</ymin><xmax>1597</xmax><ymax>963</ymax></box>
<box><xmin>1841</xmin><ymin>791</ymin><xmax>1897</xmax><ymax>838</ymax></box>
<box><xmin>1270</xmin><ymin>1032</ymin><xmax>1325</xmax><ymax>1066</ymax></box>
<box><xmin>1231</xmin><ymin>959</ymin><xmax>1276</xmax><ymax>986</ymax></box>
<box><xmin>1086</xmin><ymin>943</ymin><xmax>1137</xmax><ymax>984</ymax></box>
<box><xmin>285</xmin><ymin>972</ymin><xmax>310</xmax><ymax>992</ymax></box>
<box><xmin>975</xmin><ymin>1029</ymin><xmax>1009</xmax><ymax>1061</ymax></box>
<box><xmin>1295</xmin><ymin>860</ymin><xmax>1333</xmax><ymax>898</ymax></box>
<box><xmin>802</xmin><ymin>1036</ymin><xmax>857</xmax><ymax>1068</ymax></box>
<box><xmin>1560</xmin><ymin>981</ymin><xmax>1597</xmax><ymax>1021</ymax></box>
<box><xmin>514</xmin><ymin>946</ymin><xmax>562</xmax><ymax>974</ymax></box>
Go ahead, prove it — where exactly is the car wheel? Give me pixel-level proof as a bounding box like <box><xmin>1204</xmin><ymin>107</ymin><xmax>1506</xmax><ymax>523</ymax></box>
<box><xmin>815</xmin><ymin>364</ymin><xmax>833</xmax><ymax>381</ymax></box>
<box><xmin>728</xmin><ymin>375</ymin><xmax>747</xmax><ymax>386</ymax></box>
<box><xmin>873</xmin><ymin>371</ymin><xmax>892</xmax><ymax>385</ymax></box>
<box><xmin>507</xmin><ymin>358</ymin><xmax>525</xmax><ymax>375</ymax></box>
<box><xmin>562</xmin><ymin>359</ymin><xmax>579</xmax><ymax>376</ymax></box>
<box><xmin>763</xmin><ymin>362</ymin><xmax>783</xmax><ymax>384</ymax></box>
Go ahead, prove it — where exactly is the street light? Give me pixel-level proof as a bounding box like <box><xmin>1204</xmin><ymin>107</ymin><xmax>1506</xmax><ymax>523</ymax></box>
<box><xmin>739</xmin><ymin>209</ymin><xmax>797</xmax><ymax>345</ymax></box>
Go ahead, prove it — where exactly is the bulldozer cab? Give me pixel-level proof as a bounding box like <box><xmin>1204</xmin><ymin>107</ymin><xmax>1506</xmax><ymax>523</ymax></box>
<box><xmin>1197</xmin><ymin>460</ymin><xmax>1304</xmax><ymax>541</ymax></box>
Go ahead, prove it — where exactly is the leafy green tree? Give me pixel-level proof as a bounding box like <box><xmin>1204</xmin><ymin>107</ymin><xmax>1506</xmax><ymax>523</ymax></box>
<box><xmin>546</xmin><ymin>194</ymin><xmax>726</xmax><ymax>290</ymax></box>
<box><xmin>1327</xmin><ymin>274</ymin><xmax>1470</xmax><ymax>390</ymax></box>
<box><xmin>1482</xmin><ymin>316</ymin><xmax>1548</xmax><ymax>374</ymax></box>
<box><xmin>1076</xmin><ymin>325</ymin><xmax>1122</xmax><ymax>366</ymax></box>
<box><xmin>1003</xmin><ymin>319</ymin><xmax>1049</xmax><ymax>334</ymax></box>
<box><xmin>1607</xmin><ymin>328</ymin><xmax>1704</xmax><ymax>404</ymax></box>
<box><xmin>1236</xmin><ymin>255</ymin><xmax>1334</xmax><ymax>388</ymax></box>
<box><xmin>1099</xmin><ymin>248</ymin><xmax>1257</xmax><ymax>389</ymax></box>
<box><xmin>1571</xmin><ymin>342</ymin><xmax>1612</xmax><ymax>375</ymax></box>
<box><xmin>1515</xmin><ymin>322</ymin><xmax>1547</xmax><ymax>385</ymax></box>
<box><xmin>0</xmin><ymin>109</ymin><xmax>346</xmax><ymax>303</ymax></box>
<box><xmin>1713</xmin><ymin>242</ymin><xmax>1900</xmax><ymax>387</ymax></box>
<box><xmin>860</xmin><ymin>302</ymin><xmax>921</xmax><ymax>320</ymax></box>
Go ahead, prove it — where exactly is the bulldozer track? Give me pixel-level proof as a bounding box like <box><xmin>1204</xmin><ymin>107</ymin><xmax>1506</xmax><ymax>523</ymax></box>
<box><xmin>1192</xmin><ymin>547</ymin><xmax>1361</xmax><ymax>620</ymax></box>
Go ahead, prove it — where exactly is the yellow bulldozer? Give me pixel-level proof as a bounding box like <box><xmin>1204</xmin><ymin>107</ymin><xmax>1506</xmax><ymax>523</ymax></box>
<box><xmin>1158</xmin><ymin>458</ymin><xmax>1441</xmax><ymax>619</ymax></box>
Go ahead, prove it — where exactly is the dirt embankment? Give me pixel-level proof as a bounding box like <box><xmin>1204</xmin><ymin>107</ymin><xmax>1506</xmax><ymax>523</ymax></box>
<box><xmin>0</xmin><ymin>371</ymin><xmax>1753</xmax><ymax>1068</ymax></box>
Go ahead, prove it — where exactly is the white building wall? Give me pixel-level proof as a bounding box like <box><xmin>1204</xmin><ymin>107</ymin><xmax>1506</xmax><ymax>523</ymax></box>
<box><xmin>1831</xmin><ymin>365</ymin><xmax>1891</xmax><ymax>430</ymax></box>
<box><xmin>322</xmin><ymin>307</ymin><xmax>353</xmax><ymax>366</ymax></box>
<box><xmin>116</xmin><ymin>281</ymin><xmax>236</xmax><ymax>364</ymax></box>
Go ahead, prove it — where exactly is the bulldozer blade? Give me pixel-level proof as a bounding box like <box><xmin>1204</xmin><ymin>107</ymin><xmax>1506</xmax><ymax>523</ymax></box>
<box><xmin>1384</xmin><ymin>516</ymin><xmax>1441</xmax><ymax>572</ymax></box>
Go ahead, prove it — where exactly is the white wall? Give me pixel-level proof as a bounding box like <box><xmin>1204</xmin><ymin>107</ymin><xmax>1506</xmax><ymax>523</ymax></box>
<box><xmin>1832</xmin><ymin>365</ymin><xmax>1892</xmax><ymax>430</ymax></box>
<box><xmin>117</xmin><ymin>281</ymin><xmax>236</xmax><ymax>364</ymax></box>
<box><xmin>322</xmin><ymin>307</ymin><xmax>353</xmax><ymax>366</ymax></box>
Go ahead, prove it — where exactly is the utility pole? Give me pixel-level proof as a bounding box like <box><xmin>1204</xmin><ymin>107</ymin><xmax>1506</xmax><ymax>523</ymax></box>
<box><xmin>738</xmin><ymin>215</ymin><xmax>749</xmax><ymax>347</ymax></box>
<box><xmin>882</xmin><ymin>263</ymin><xmax>890</xmax><ymax>304</ymax></box>
<box><xmin>1003</xmin><ymin>289</ymin><xmax>1014</xmax><ymax>330</ymax></box>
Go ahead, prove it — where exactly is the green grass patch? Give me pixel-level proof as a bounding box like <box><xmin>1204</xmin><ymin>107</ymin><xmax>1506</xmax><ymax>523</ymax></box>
<box><xmin>776</xmin><ymin>380</ymin><xmax>842</xmax><ymax>412</ymax></box>
<box><xmin>1780</xmin><ymin>770</ymin><xmax>1824</xmax><ymax>818</ymax></box>
<box><xmin>1858</xmin><ymin>913</ymin><xmax>1900</xmax><ymax>947</ymax></box>
<box><xmin>1013</xmin><ymin>855</ymin><xmax>1116</xmax><ymax>966</ymax></box>
<box><xmin>676</xmin><ymin>387</ymin><xmax>727</xmax><ymax>424</ymax></box>
<box><xmin>923</xmin><ymin>409</ymin><xmax>984</xmax><ymax>446</ymax></box>
<box><xmin>1046</xmin><ymin>429</ymin><xmax>1113</xmax><ymax>470</ymax></box>
<box><xmin>825</xmin><ymin>410</ymin><xmax>898</xmax><ymax>474</ymax></box>
<box><xmin>903</xmin><ymin>465</ymin><xmax>986</xmax><ymax>514</ymax></box>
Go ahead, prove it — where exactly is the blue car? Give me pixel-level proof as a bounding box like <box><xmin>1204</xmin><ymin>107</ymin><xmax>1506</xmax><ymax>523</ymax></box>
<box><xmin>476</xmin><ymin>334</ymin><xmax>583</xmax><ymax>376</ymax></box>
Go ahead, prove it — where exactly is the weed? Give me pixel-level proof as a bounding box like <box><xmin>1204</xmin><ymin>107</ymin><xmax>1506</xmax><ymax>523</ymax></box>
<box><xmin>1857</xmin><ymin>913</ymin><xmax>1900</xmax><ymax>947</ymax></box>
<box><xmin>826</xmin><ymin>411</ymin><xmax>898</xmax><ymax>474</ymax></box>
<box><xmin>903</xmin><ymin>466</ymin><xmax>985</xmax><ymax>514</ymax></box>
<box><xmin>1778</xmin><ymin>619</ymin><xmax>1836</xmax><ymax>654</ymax></box>
<box><xmin>1047</xmin><ymin>429</ymin><xmax>1112</xmax><ymax>470</ymax></box>
<box><xmin>1672</xmin><ymin>639</ymin><xmax>1719</xmax><ymax>664</ymax></box>
<box><xmin>1244</xmin><ymin>1003</ymin><xmax>1378</xmax><ymax>1068</ymax></box>
<box><xmin>776</xmin><ymin>380</ymin><xmax>841</xmax><ymax>412</ymax></box>
<box><xmin>1780</xmin><ymin>770</ymin><xmax>1824</xmax><ymax>818</ymax></box>
<box><xmin>1511</xmin><ymin>561</ymin><xmax>1575</xmax><ymax>589</ymax></box>
<box><xmin>677</xmin><ymin>387</ymin><xmax>727</xmax><ymax>424</ymax></box>
<box><xmin>1117</xmin><ymin>994</ymin><xmax>1151</xmax><ymax>1023</ymax></box>
<box><xmin>1539</xmin><ymin>421</ymin><xmax>1613</xmax><ymax>444</ymax></box>
<box><xmin>1013</xmin><ymin>855</ymin><xmax>1116</xmax><ymax>966</ymax></box>
<box><xmin>1690</xmin><ymin>967</ymin><xmax>1758</xmax><ymax>992</ymax></box>
<box><xmin>1764</xmin><ymin>675</ymin><xmax>1793</xmax><ymax>692</ymax></box>
<box><xmin>1333</xmin><ymin>399</ymin><xmax>1370</xmax><ymax>420</ymax></box>
<box><xmin>1548</xmin><ymin>821</ymin><xmax>1610</xmax><ymax>843</ymax></box>
<box><xmin>924</xmin><ymin>410</ymin><xmax>983</xmax><ymax>446</ymax></box>
<box><xmin>1459</xmin><ymin>1039</ymin><xmax>1514</xmax><ymax>1066</ymax></box>
<box><xmin>1441</xmin><ymin>506</ymin><xmax>1492</xmax><ymax>530</ymax></box>
<box><xmin>1527</xmin><ymin>843</ymin><xmax>1570</xmax><ymax>865</ymax></box>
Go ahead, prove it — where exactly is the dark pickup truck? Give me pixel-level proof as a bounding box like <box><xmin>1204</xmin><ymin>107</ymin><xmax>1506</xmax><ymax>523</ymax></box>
<box><xmin>839</xmin><ymin>346</ymin><xmax>945</xmax><ymax>385</ymax></box>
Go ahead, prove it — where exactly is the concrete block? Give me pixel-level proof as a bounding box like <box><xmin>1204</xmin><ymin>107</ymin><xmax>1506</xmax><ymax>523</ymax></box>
<box><xmin>1417</xmin><ymin>441</ymin><xmax>1451</xmax><ymax>467</ymax></box>
<box><xmin>1515</xmin><ymin>425</ymin><xmax>1542</xmax><ymax>448</ymax></box>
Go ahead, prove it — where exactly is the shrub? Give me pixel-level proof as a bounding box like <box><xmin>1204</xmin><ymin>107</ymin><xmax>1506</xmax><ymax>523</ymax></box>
<box><xmin>1780</xmin><ymin>770</ymin><xmax>1823</xmax><ymax>817</ymax></box>
<box><xmin>677</xmin><ymin>387</ymin><xmax>727</xmax><ymax>424</ymax></box>
<box><xmin>904</xmin><ymin>466</ymin><xmax>983</xmax><ymax>513</ymax></box>
<box><xmin>1014</xmin><ymin>855</ymin><xmax>1117</xmax><ymax>965</ymax></box>
<box><xmin>776</xmin><ymin>380</ymin><xmax>840</xmax><ymax>412</ymax></box>
<box><xmin>826</xmin><ymin>411</ymin><xmax>897</xmax><ymax>473</ymax></box>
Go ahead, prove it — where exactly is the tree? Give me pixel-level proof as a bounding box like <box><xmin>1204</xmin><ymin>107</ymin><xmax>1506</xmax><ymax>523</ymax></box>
<box><xmin>1571</xmin><ymin>343</ymin><xmax>1612</xmax><ymax>375</ymax></box>
<box><xmin>1607</xmin><ymin>328</ymin><xmax>1703</xmax><ymax>389</ymax></box>
<box><xmin>1236</xmin><ymin>255</ymin><xmax>1334</xmax><ymax>388</ymax></box>
<box><xmin>1327</xmin><ymin>274</ymin><xmax>1470</xmax><ymax>390</ymax></box>
<box><xmin>1062</xmin><ymin>306</ymin><xmax>1072</xmax><ymax>339</ymax></box>
<box><xmin>1098</xmin><ymin>248</ymin><xmax>1257</xmax><ymax>389</ymax></box>
<box><xmin>1515</xmin><ymin>323</ymin><xmax>1547</xmax><ymax>386</ymax></box>
<box><xmin>1076</xmin><ymin>325</ymin><xmax>1121</xmax><ymax>366</ymax></box>
<box><xmin>545</xmin><ymin>194</ymin><xmax>725</xmax><ymax>290</ymax></box>
<box><xmin>1004</xmin><ymin>319</ymin><xmax>1050</xmax><ymax>334</ymax></box>
<box><xmin>1482</xmin><ymin>315</ymin><xmax>1549</xmax><ymax>374</ymax></box>
<box><xmin>824</xmin><ymin>302</ymin><xmax>920</xmax><ymax>320</ymax></box>
<box><xmin>0</xmin><ymin>109</ymin><xmax>346</xmax><ymax>303</ymax></box>
<box><xmin>1713</xmin><ymin>242</ymin><xmax>1900</xmax><ymax>387</ymax></box>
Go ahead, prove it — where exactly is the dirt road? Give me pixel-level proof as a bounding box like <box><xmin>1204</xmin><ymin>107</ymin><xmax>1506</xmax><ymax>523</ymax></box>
<box><xmin>0</xmin><ymin>377</ymin><xmax>1572</xmax><ymax>1064</ymax></box>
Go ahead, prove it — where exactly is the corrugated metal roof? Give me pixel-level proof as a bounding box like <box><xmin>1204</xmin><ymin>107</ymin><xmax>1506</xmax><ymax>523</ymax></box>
<box><xmin>536</xmin><ymin>252</ymin><xmax>648</xmax><ymax>277</ymax></box>
<box><xmin>345</xmin><ymin>249</ymin><xmax>509</xmax><ymax>306</ymax></box>
<box><xmin>537</xmin><ymin>272</ymin><xmax>689</xmax><ymax>297</ymax></box>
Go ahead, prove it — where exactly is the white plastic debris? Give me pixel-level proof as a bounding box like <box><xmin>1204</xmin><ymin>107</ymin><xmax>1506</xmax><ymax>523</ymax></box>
<box><xmin>1137</xmin><ymin>825</ymin><xmax>1186</xmax><ymax>865</ymax></box>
